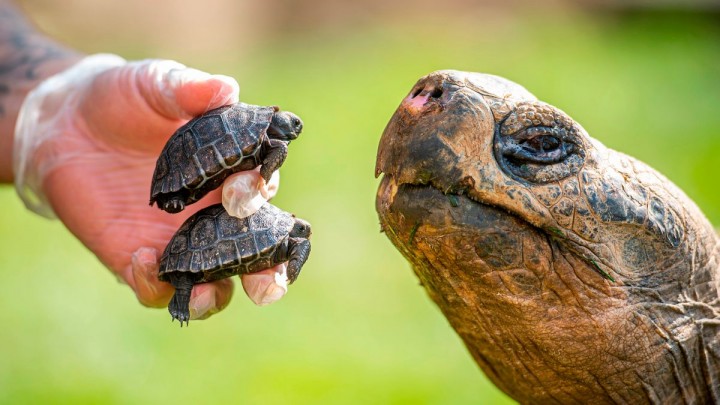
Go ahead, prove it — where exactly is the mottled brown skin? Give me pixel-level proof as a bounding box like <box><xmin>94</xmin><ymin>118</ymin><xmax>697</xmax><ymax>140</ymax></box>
<box><xmin>375</xmin><ymin>70</ymin><xmax>720</xmax><ymax>404</ymax></box>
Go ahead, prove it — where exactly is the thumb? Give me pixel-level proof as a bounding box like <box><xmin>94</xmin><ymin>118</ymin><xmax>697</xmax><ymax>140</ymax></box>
<box><xmin>81</xmin><ymin>59</ymin><xmax>241</xmax><ymax>153</ymax></box>
<box><xmin>134</xmin><ymin>59</ymin><xmax>240</xmax><ymax>119</ymax></box>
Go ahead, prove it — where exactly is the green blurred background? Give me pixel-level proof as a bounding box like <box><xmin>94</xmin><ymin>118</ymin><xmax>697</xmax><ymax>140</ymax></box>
<box><xmin>2</xmin><ymin>1</ymin><xmax>719</xmax><ymax>403</ymax></box>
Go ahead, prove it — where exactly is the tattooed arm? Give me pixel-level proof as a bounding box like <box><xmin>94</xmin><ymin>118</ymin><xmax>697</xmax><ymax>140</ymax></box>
<box><xmin>0</xmin><ymin>0</ymin><xmax>82</xmax><ymax>182</ymax></box>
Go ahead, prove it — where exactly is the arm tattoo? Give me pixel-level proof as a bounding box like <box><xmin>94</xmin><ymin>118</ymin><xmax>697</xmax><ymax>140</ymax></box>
<box><xmin>0</xmin><ymin>2</ymin><xmax>79</xmax><ymax>117</ymax></box>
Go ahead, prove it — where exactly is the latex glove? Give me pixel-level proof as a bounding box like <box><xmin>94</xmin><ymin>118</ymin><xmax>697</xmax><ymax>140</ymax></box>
<box><xmin>14</xmin><ymin>54</ymin><xmax>285</xmax><ymax>319</ymax></box>
<box><xmin>241</xmin><ymin>263</ymin><xmax>289</xmax><ymax>306</ymax></box>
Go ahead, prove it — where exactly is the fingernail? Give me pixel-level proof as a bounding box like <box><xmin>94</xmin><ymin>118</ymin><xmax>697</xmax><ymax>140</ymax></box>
<box><xmin>205</xmin><ymin>74</ymin><xmax>240</xmax><ymax>110</ymax></box>
<box><xmin>171</xmin><ymin>66</ymin><xmax>211</xmax><ymax>83</ymax></box>
<box><xmin>258</xmin><ymin>177</ymin><xmax>269</xmax><ymax>199</ymax></box>
<box><xmin>210</xmin><ymin>74</ymin><xmax>240</xmax><ymax>102</ymax></box>
<box><xmin>259</xmin><ymin>281</ymin><xmax>288</xmax><ymax>306</ymax></box>
<box><xmin>241</xmin><ymin>264</ymin><xmax>288</xmax><ymax>306</ymax></box>
<box><xmin>266</xmin><ymin>170</ymin><xmax>280</xmax><ymax>199</ymax></box>
<box><xmin>132</xmin><ymin>247</ymin><xmax>159</xmax><ymax>300</ymax></box>
<box><xmin>222</xmin><ymin>171</ymin><xmax>268</xmax><ymax>219</ymax></box>
<box><xmin>189</xmin><ymin>288</ymin><xmax>218</xmax><ymax>320</ymax></box>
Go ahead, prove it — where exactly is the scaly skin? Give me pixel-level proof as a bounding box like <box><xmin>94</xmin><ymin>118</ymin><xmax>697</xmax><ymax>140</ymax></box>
<box><xmin>375</xmin><ymin>70</ymin><xmax>720</xmax><ymax>404</ymax></box>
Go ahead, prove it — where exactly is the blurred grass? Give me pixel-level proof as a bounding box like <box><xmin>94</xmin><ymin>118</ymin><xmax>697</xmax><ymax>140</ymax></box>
<box><xmin>1</xmin><ymin>7</ymin><xmax>720</xmax><ymax>405</ymax></box>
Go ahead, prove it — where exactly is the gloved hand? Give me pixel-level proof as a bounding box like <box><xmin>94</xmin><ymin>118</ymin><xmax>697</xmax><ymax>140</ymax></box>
<box><xmin>14</xmin><ymin>54</ymin><xmax>288</xmax><ymax>320</ymax></box>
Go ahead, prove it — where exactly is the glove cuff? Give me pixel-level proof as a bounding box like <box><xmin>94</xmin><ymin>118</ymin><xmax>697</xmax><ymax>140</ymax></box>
<box><xmin>13</xmin><ymin>53</ymin><xmax>126</xmax><ymax>218</ymax></box>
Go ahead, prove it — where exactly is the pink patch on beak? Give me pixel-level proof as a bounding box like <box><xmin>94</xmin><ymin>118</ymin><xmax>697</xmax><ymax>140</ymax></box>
<box><xmin>403</xmin><ymin>93</ymin><xmax>429</xmax><ymax>112</ymax></box>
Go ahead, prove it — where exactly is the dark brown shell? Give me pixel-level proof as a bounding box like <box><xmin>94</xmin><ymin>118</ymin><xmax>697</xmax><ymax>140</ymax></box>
<box><xmin>149</xmin><ymin>103</ymin><xmax>275</xmax><ymax>207</ymax></box>
<box><xmin>158</xmin><ymin>203</ymin><xmax>295</xmax><ymax>283</ymax></box>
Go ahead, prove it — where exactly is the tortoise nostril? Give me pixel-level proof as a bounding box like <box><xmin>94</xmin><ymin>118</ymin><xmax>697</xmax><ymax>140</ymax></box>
<box><xmin>410</xmin><ymin>86</ymin><xmax>443</xmax><ymax>100</ymax></box>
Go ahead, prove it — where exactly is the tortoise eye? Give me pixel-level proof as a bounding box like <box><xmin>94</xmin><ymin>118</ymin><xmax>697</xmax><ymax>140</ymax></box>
<box><xmin>495</xmin><ymin>102</ymin><xmax>586</xmax><ymax>184</ymax></box>
<box><xmin>508</xmin><ymin>129</ymin><xmax>570</xmax><ymax>164</ymax></box>
<box><xmin>525</xmin><ymin>135</ymin><xmax>560</xmax><ymax>153</ymax></box>
<box><xmin>496</xmin><ymin>127</ymin><xmax>585</xmax><ymax>183</ymax></box>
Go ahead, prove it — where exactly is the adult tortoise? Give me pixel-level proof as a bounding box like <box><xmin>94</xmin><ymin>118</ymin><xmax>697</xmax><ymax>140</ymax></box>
<box><xmin>150</xmin><ymin>102</ymin><xmax>303</xmax><ymax>213</ymax></box>
<box><xmin>375</xmin><ymin>70</ymin><xmax>720</xmax><ymax>404</ymax></box>
<box><xmin>159</xmin><ymin>202</ymin><xmax>311</xmax><ymax>325</ymax></box>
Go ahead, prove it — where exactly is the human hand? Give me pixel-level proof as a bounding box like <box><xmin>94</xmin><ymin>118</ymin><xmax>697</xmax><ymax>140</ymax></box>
<box><xmin>14</xmin><ymin>55</ymin><xmax>286</xmax><ymax>319</ymax></box>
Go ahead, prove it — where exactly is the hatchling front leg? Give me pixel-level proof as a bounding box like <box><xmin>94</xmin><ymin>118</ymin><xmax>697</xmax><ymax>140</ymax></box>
<box><xmin>260</xmin><ymin>139</ymin><xmax>288</xmax><ymax>183</ymax></box>
<box><xmin>286</xmin><ymin>238</ymin><xmax>311</xmax><ymax>284</ymax></box>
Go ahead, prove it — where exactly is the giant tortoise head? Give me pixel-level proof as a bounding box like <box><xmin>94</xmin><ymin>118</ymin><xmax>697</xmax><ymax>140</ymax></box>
<box><xmin>375</xmin><ymin>70</ymin><xmax>720</xmax><ymax>403</ymax></box>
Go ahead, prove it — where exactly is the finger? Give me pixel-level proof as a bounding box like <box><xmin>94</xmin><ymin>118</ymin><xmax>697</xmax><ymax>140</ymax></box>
<box><xmin>171</xmin><ymin>72</ymin><xmax>240</xmax><ymax>117</ymax></box>
<box><xmin>130</xmin><ymin>247</ymin><xmax>174</xmax><ymax>308</ymax></box>
<box><xmin>189</xmin><ymin>278</ymin><xmax>234</xmax><ymax>320</ymax></box>
<box><xmin>82</xmin><ymin>60</ymin><xmax>239</xmax><ymax>154</ymax></box>
<box><xmin>222</xmin><ymin>168</ymin><xmax>280</xmax><ymax>219</ymax></box>
<box><xmin>139</xmin><ymin>60</ymin><xmax>240</xmax><ymax>119</ymax></box>
<box><xmin>241</xmin><ymin>263</ymin><xmax>288</xmax><ymax>306</ymax></box>
<box><xmin>266</xmin><ymin>169</ymin><xmax>280</xmax><ymax>199</ymax></box>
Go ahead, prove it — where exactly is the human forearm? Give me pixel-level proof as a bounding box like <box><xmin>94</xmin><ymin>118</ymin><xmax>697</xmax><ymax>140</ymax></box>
<box><xmin>0</xmin><ymin>0</ymin><xmax>83</xmax><ymax>182</ymax></box>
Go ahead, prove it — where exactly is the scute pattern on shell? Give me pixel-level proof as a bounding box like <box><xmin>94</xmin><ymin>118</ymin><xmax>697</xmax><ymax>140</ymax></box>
<box><xmin>150</xmin><ymin>103</ymin><xmax>275</xmax><ymax>205</ymax></box>
<box><xmin>158</xmin><ymin>203</ymin><xmax>295</xmax><ymax>283</ymax></box>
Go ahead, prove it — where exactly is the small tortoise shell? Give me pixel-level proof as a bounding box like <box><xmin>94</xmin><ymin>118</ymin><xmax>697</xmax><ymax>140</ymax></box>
<box><xmin>150</xmin><ymin>103</ymin><xmax>276</xmax><ymax>208</ymax></box>
<box><xmin>158</xmin><ymin>203</ymin><xmax>295</xmax><ymax>283</ymax></box>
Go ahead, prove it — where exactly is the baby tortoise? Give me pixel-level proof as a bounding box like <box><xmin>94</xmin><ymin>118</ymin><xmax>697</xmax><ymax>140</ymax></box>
<box><xmin>150</xmin><ymin>102</ymin><xmax>303</xmax><ymax>213</ymax></box>
<box><xmin>376</xmin><ymin>70</ymin><xmax>720</xmax><ymax>403</ymax></box>
<box><xmin>159</xmin><ymin>202</ymin><xmax>311</xmax><ymax>325</ymax></box>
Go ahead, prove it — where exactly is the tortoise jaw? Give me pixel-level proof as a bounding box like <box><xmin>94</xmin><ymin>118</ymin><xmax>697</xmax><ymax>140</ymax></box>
<box><xmin>376</xmin><ymin>176</ymin><xmax>645</xmax><ymax>403</ymax></box>
<box><xmin>376</xmin><ymin>175</ymin><xmax>561</xmax><ymax>284</ymax></box>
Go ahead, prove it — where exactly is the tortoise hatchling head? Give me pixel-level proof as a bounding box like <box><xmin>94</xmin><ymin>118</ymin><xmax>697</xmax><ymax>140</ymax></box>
<box><xmin>290</xmin><ymin>218</ymin><xmax>312</xmax><ymax>238</ymax></box>
<box><xmin>268</xmin><ymin>111</ymin><xmax>303</xmax><ymax>141</ymax></box>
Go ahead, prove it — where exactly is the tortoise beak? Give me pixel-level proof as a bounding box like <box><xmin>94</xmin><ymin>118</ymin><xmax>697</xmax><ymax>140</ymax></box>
<box><xmin>285</xmin><ymin>120</ymin><xmax>302</xmax><ymax>141</ymax></box>
<box><xmin>375</xmin><ymin>71</ymin><xmax>491</xmax><ymax>195</ymax></box>
<box><xmin>375</xmin><ymin>70</ymin><xmax>538</xmax><ymax>195</ymax></box>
